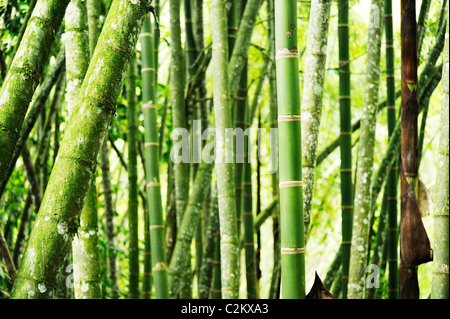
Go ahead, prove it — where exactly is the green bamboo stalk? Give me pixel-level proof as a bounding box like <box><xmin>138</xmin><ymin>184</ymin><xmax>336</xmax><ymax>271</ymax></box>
<box><xmin>65</xmin><ymin>0</ymin><xmax>102</xmax><ymax>300</ymax></box>
<box><xmin>72</xmin><ymin>180</ymin><xmax>102</xmax><ymax>299</ymax></box>
<box><xmin>301</xmin><ymin>0</ymin><xmax>331</xmax><ymax>239</ymax></box>
<box><xmin>0</xmin><ymin>223</ymin><xmax>16</xmax><ymax>283</ymax></box>
<box><xmin>348</xmin><ymin>0</ymin><xmax>383</xmax><ymax>299</ymax></box>
<box><xmin>10</xmin><ymin>0</ymin><xmax>151</xmax><ymax>299</ymax></box>
<box><xmin>228</xmin><ymin>0</ymin><xmax>238</xmax><ymax>59</ymax></box>
<box><xmin>243</xmin><ymin>118</ymin><xmax>257</xmax><ymax>299</ymax></box>
<box><xmin>168</xmin><ymin>160</ymin><xmax>214</xmax><ymax>298</ymax></box>
<box><xmin>6</xmin><ymin>0</ymin><xmax>37</xmax><ymax>70</ymax></box>
<box><xmin>87</xmin><ymin>0</ymin><xmax>102</xmax><ymax>56</ymax></box>
<box><xmin>100</xmin><ymin>140</ymin><xmax>119</xmax><ymax>298</ymax></box>
<box><xmin>384</xmin><ymin>0</ymin><xmax>399</xmax><ymax>299</ymax></box>
<box><xmin>432</xmin><ymin>5</ymin><xmax>449</xmax><ymax>299</ymax></box>
<box><xmin>235</xmin><ymin>0</ymin><xmax>248</xmax><ymax>248</ymax></box>
<box><xmin>0</xmin><ymin>0</ymin><xmax>70</xmax><ymax>194</ymax></box>
<box><xmin>338</xmin><ymin>0</ymin><xmax>353</xmax><ymax>299</ymax></box>
<box><xmin>198</xmin><ymin>184</ymin><xmax>220</xmax><ymax>299</ymax></box>
<box><xmin>228</xmin><ymin>0</ymin><xmax>263</xmax><ymax>96</ymax></box>
<box><xmin>170</xmin><ymin>0</ymin><xmax>189</xmax><ymax>231</ymax></box>
<box><xmin>211</xmin><ymin>0</ymin><xmax>239</xmax><ymax>299</ymax></box>
<box><xmin>140</xmin><ymin>15</ymin><xmax>170</xmax><ymax>299</ymax></box>
<box><xmin>65</xmin><ymin>0</ymin><xmax>90</xmax><ymax>116</ymax></box>
<box><xmin>127</xmin><ymin>54</ymin><xmax>140</xmax><ymax>299</ymax></box>
<box><xmin>367</xmin><ymin>192</ymin><xmax>388</xmax><ymax>299</ymax></box>
<box><xmin>274</xmin><ymin>0</ymin><xmax>305</xmax><ymax>299</ymax></box>
<box><xmin>211</xmin><ymin>192</ymin><xmax>222</xmax><ymax>299</ymax></box>
<box><xmin>267</xmin><ymin>0</ymin><xmax>280</xmax><ymax>299</ymax></box>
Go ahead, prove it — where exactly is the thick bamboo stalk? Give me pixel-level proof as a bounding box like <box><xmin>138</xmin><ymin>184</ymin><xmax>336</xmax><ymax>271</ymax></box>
<box><xmin>274</xmin><ymin>0</ymin><xmax>305</xmax><ymax>299</ymax></box>
<box><xmin>0</xmin><ymin>0</ymin><xmax>69</xmax><ymax>185</ymax></box>
<box><xmin>337</xmin><ymin>0</ymin><xmax>353</xmax><ymax>299</ymax></box>
<box><xmin>348</xmin><ymin>0</ymin><xmax>383</xmax><ymax>299</ymax></box>
<box><xmin>384</xmin><ymin>0</ymin><xmax>399</xmax><ymax>299</ymax></box>
<box><xmin>140</xmin><ymin>15</ymin><xmax>170</xmax><ymax>299</ymax></box>
<box><xmin>432</xmin><ymin>5</ymin><xmax>449</xmax><ymax>299</ymax></box>
<box><xmin>301</xmin><ymin>0</ymin><xmax>331</xmax><ymax>240</ymax></box>
<box><xmin>0</xmin><ymin>52</ymin><xmax>66</xmax><ymax>200</ymax></box>
<box><xmin>211</xmin><ymin>0</ymin><xmax>239</xmax><ymax>299</ymax></box>
<box><xmin>64</xmin><ymin>0</ymin><xmax>103</xmax><ymax>300</ymax></box>
<box><xmin>10</xmin><ymin>0</ymin><xmax>151</xmax><ymax>299</ymax></box>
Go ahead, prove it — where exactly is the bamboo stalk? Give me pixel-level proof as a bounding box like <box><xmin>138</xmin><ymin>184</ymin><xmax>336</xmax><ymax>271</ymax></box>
<box><xmin>211</xmin><ymin>0</ymin><xmax>240</xmax><ymax>299</ymax></box>
<box><xmin>141</xmin><ymin>15</ymin><xmax>170</xmax><ymax>299</ymax></box>
<box><xmin>384</xmin><ymin>0</ymin><xmax>399</xmax><ymax>299</ymax></box>
<box><xmin>10</xmin><ymin>0</ymin><xmax>151</xmax><ymax>299</ymax></box>
<box><xmin>432</xmin><ymin>3</ymin><xmax>449</xmax><ymax>299</ymax></box>
<box><xmin>301</xmin><ymin>0</ymin><xmax>331</xmax><ymax>240</ymax></box>
<box><xmin>348</xmin><ymin>0</ymin><xmax>383</xmax><ymax>299</ymax></box>
<box><xmin>274</xmin><ymin>0</ymin><xmax>305</xmax><ymax>299</ymax></box>
<box><xmin>338</xmin><ymin>0</ymin><xmax>353</xmax><ymax>299</ymax></box>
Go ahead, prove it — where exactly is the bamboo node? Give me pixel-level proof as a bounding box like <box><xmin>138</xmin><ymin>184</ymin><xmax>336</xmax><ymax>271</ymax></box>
<box><xmin>276</xmin><ymin>48</ymin><xmax>299</xmax><ymax>60</ymax></box>
<box><xmin>139</xmin><ymin>32</ymin><xmax>153</xmax><ymax>38</ymax></box>
<box><xmin>279</xmin><ymin>181</ymin><xmax>303</xmax><ymax>188</ymax></box>
<box><xmin>141</xmin><ymin>67</ymin><xmax>156</xmax><ymax>73</ymax></box>
<box><xmin>281</xmin><ymin>247</ymin><xmax>305</xmax><ymax>255</ymax></box>
<box><xmin>145</xmin><ymin>142</ymin><xmax>160</xmax><ymax>148</ymax></box>
<box><xmin>341</xmin><ymin>241</ymin><xmax>351</xmax><ymax>246</ymax></box>
<box><xmin>146</xmin><ymin>178</ymin><xmax>161</xmax><ymax>188</ymax></box>
<box><xmin>142</xmin><ymin>100</ymin><xmax>157</xmax><ymax>110</ymax></box>
<box><xmin>152</xmin><ymin>262</ymin><xmax>168</xmax><ymax>272</ymax></box>
<box><xmin>150</xmin><ymin>225</ymin><xmax>164</xmax><ymax>230</ymax></box>
<box><xmin>278</xmin><ymin>115</ymin><xmax>301</xmax><ymax>123</ymax></box>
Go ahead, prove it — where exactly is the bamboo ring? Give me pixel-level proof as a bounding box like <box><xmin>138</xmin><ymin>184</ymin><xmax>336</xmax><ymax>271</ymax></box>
<box><xmin>281</xmin><ymin>247</ymin><xmax>306</xmax><ymax>255</ymax></box>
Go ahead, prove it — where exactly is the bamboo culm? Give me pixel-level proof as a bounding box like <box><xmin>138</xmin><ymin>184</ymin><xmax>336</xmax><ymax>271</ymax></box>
<box><xmin>275</xmin><ymin>0</ymin><xmax>306</xmax><ymax>299</ymax></box>
<box><xmin>211</xmin><ymin>0</ymin><xmax>240</xmax><ymax>299</ymax></box>
<box><xmin>348</xmin><ymin>0</ymin><xmax>383</xmax><ymax>299</ymax></box>
<box><xmin>301</xmin><ymin>0</ymin><xmax>331</xmax><ymax>240</ymax></box>
<box><xmin>141</xmin><ymin>15</ymin><xmax>170</xmax><ymax>299</ymax></box>
<box><xmin>432</xmin><ymin>3</ymin><xmax>449</xmax><ymax>299</ymax></box>
<box><xmin>10</xmin><ymin>0</ymin><xmax>151</xmax><ymax>299</ymax></box>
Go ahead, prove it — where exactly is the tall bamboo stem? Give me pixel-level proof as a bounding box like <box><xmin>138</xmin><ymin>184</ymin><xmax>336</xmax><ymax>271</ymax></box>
<box><xmin>274</xmin><ymin>0</ymin><xmax>305</xmax><ymax>299</ymax></box>
<box><xmin>338</xmin><ymin>0</ymin><xmax>353</xmax><ymax>299</ymax></box>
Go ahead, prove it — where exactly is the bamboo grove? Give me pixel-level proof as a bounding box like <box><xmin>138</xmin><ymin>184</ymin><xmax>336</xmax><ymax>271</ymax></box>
<box><xmin>0</xmin><ymin>0</ymin><xmax>447</xmax><ymax>300</ymax></box>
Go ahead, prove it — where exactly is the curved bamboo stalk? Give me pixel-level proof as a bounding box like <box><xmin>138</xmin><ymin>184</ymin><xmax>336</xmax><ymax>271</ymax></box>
<box><xmin>10</xmin><ymin>0</ymin><xmax>151</xmax><ymax>299</ymax></box>
<box><xmin>0</xmin><ymin>0</ymin><xmax>69</xmax><ymax>189</ymax></box>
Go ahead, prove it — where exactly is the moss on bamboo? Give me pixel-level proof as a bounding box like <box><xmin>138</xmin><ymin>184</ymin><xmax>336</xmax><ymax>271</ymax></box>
<box><xmin>10</xmin><ymin>0</ymin><xmax>151</xmax><ymax>299</ymax></box>
<box><xmin>0</xmin><ymin>0</ymin><xmax>70</xmax><ymax>191</ymax></box>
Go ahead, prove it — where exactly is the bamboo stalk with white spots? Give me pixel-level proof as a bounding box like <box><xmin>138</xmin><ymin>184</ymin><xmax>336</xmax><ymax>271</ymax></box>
<box><xmin>348</xmin><ymin>0</ymin><xmax>383</xmax><ymax>299</ymax></box>
<box><xmin>10</xmin><ymin>0</ymin><xmax>151</xmax><ymax>299</ymax></box>
<box><xmin>301</xmin><ymin>0</ymin><xmax>331</xmax><ymax>239</ymax></box>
